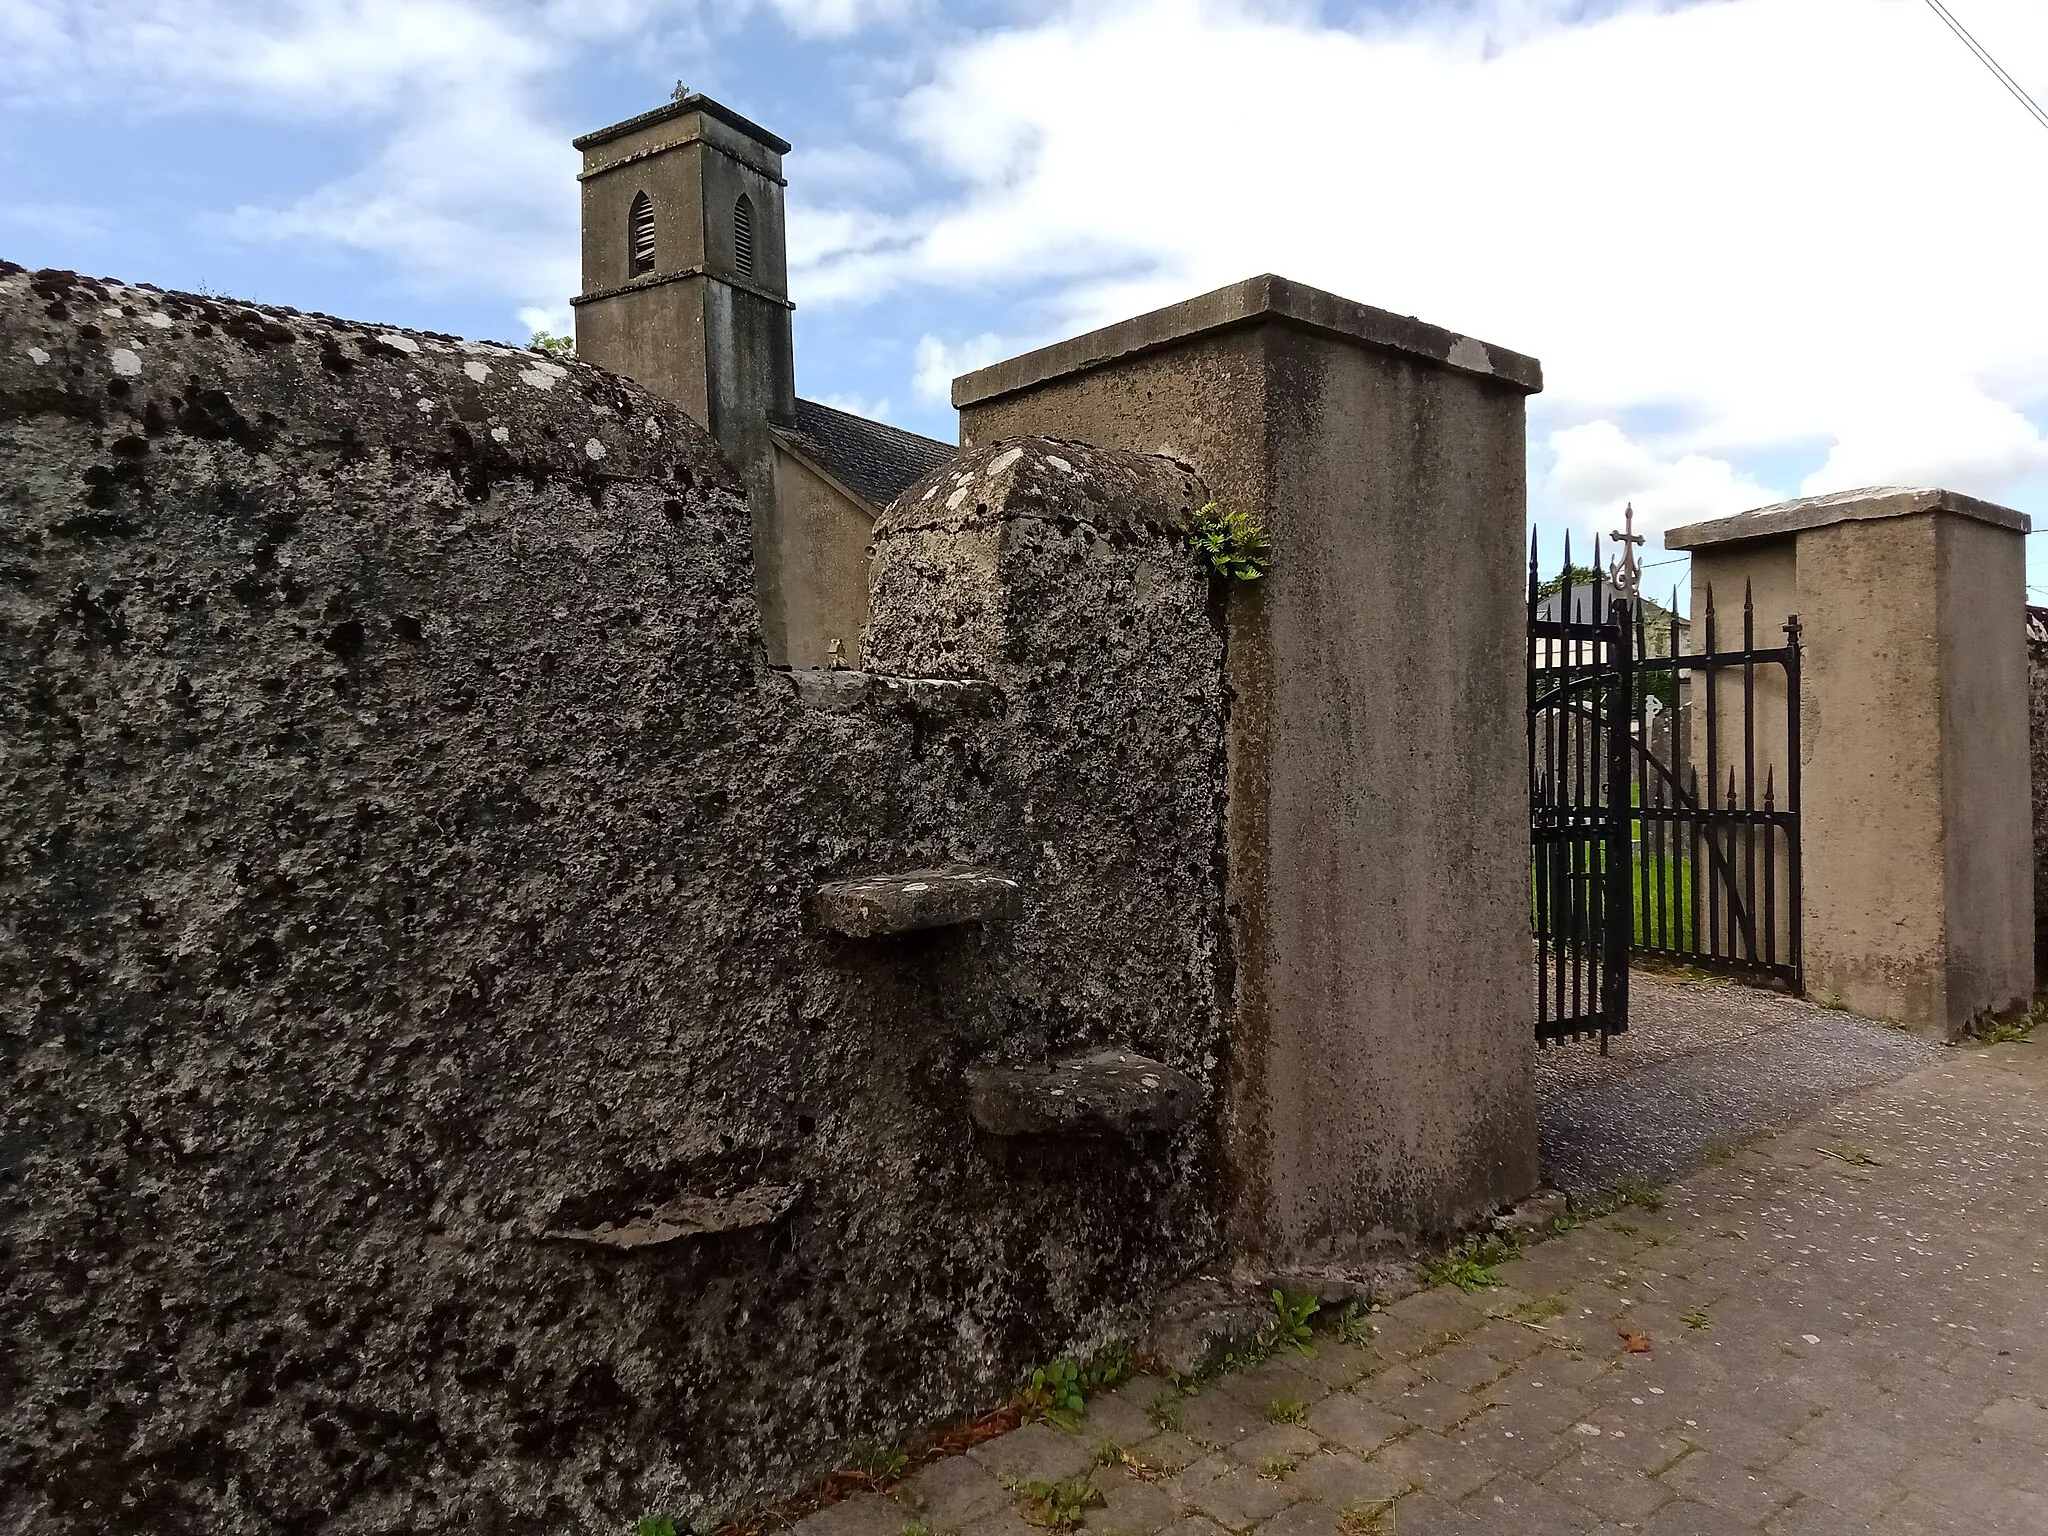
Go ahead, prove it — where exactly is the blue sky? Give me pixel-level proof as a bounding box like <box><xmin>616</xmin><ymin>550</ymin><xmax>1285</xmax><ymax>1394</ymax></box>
<box><xmin>6</xmin><ymin>0</ymin><xmax>2048</xmax><ymax>605</ymax></box>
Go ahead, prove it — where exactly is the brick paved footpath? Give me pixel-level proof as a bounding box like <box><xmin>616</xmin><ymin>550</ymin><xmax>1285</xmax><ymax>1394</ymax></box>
<box><xmin>798</xmin><ymin>1041</ymin><xmax>2048</xmax><ymax>1536</ymax></box>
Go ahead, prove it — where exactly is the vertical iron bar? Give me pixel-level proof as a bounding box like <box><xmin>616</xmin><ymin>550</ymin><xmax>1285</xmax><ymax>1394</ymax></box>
<box><xmin>1764</xmin><ymin>767</ymin><xmax>1778</xmax><ymax>970</ymax></box>
<box><xmin>1784</xmin><ymin>613</ymin><xmax>1804</xmax><ymax>993</ymax></box>
<box><xmin>1704</xmin><ymin>586</ymin><xmax>1721</xmax><ymax>963</ymax></box>
<box><xmin>1742</xmin><ymin>582</ymin><xmax>1757</xmax><ymax>964</ymax></box>
<box><xmin>1529</xmin><ymin>531</ymin><xmax>1543</xmax><ymax>1035</ymax></box>
<box><xmin>1668</xmin><ymin>586</ymin><xmax>1681</xmax><ymax>951</ymax></box>
<box><xmin>1606</xmin><ymin>588</ymin><xmax>1633</xmax><ymax>1047</ymax></box>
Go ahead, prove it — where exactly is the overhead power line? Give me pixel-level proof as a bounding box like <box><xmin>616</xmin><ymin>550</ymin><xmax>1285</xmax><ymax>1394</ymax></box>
<box><xmin>1920</xmin><ymin>0</ymin><xmax>2048</xmax><ymax>134</ymax></box>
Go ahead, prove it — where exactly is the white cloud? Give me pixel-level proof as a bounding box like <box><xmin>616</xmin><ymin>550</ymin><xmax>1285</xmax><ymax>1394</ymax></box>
<box><xmin>517</xmin><ymin>303</ymin><xmax>574</xmax><ymax>342</ymax></box>
<box><xmin>806</xmin><ymin>0</ymin><xmax>2048</xmax><ymax>526</ymax></box>
<box><xmin>768</xmin><ymin>0</ymin><xmax>917</xmax><ymax>38</ymax></box>
<box><xmin>815</xmin><ymin>390</ymin><xmax>892</xmax><ymax>420</ymax></box>
<box><xmin>1548</xmin><ymin>420</ymin><xmax>1783</xmax><ymax>540</ymax></box>
<box><xmin>913</xmin><ymin>331</ymin><xmax>1009</xmax><ymax>403</ymax></box>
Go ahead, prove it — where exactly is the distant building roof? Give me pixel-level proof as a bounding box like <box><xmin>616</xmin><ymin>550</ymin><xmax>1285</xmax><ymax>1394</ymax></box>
<box><xmin>783</xmin><ymin>398</ymin><xmax>956</xmax><ymax>512</ymax></box>
<box><xmin>1533</xmin><ymin>589</ymin><xmax>1690</xmax><ymax>629</ymax></box>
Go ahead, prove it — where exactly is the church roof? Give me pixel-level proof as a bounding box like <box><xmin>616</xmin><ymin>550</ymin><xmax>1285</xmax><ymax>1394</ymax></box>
<box><xmin>786</xmin><ymin>398</ymin><xmax>956</xmax><ymax>512</ymax></box>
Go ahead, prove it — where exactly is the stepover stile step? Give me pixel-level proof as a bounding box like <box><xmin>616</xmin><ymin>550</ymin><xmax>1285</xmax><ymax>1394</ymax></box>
<box><xmin>541</xmin><ymin>1182</ymin><xmax>801</xmax><ymax>1251</ymax></box>
<box><xmin>965</xmin><ymin>1048</ymin><xmax>1200</xmax><ymax>1139</ymax></box>
<box><xmin>813</xmin><ymin>867</ymin><xmax>1023</xmax><ymax>938</ymax></box>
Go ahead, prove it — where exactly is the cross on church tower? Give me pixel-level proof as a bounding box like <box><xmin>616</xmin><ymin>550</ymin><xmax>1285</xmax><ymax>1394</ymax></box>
<box><xmin>1608</xmin><ymin>501</ymin><xmax>1644</xmax><ymax>600</ymax></box>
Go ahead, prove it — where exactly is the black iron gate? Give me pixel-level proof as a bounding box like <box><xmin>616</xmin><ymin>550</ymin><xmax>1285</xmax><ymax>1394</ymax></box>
<box><xmin>1529</xmin><ymin>537</ymin><xmax>1632</xmax><ymax>1045</ymax></box>
<box><xmin>1529</xmin><ymin>520</ymin><xmax>1803</xmax><ymax>1048</ymax></box>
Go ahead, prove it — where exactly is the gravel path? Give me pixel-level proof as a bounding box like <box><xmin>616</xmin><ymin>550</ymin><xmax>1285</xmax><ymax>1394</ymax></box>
<box><xmin>1538</xmin><ymin>973</ymin><xmax>1940</xmax><ymax>1196</ymax></box>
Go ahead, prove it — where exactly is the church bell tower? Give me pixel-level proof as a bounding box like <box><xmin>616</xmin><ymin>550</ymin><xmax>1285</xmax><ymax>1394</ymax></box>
<box><xmin>571</xmin><ymin>93</ymin><xmax>796</xmax><ymax>517</ymax></box>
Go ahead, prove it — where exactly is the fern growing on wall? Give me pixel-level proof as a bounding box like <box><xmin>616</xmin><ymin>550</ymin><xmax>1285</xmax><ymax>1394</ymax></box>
<box><xmin>1186</xmin><ymin>502</ymin><xmax>1270</xmax><ymax>582</ymax></box>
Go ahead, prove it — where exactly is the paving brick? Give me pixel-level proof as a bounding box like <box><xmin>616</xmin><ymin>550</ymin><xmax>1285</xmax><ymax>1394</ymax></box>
<box><xmin>790</xmin><ymin>1493</ymin><xmax>909</xmax><ymax>1536</ymax></box>
<box><xmin>1384</xmin><ymin>1490</ymin><xmax>1483</xmax><ymax>1535</ymax></box>
<box><xmin>1975</xmin><ymin>1395</ymin><xmax>2048</xmax><ymax>1445</ymax></box>
<box><xmin>1282</xmin><ymin>1450</ymin><xmax>1412</xmax><ymax>1510</ymax></box>
<box><xmin>1180</xmin><ymin>1390</ymin><xmax>1272</xmax><ymax>1452</ymax></box>
<box><xmin>967</xmin><ymin>1422</ymin><xmax>1094</xmax><ymax>1484</ymax></box>
<box><xmin>1080</xmin><ymin>1382</ymin><xmax>1177</xmax><ymax>1449</ymax></box>
<box><xmin>1658</xmin><ymin>1447</ymin><xmax>1798</xmax><ymax>1525</ymax></box>
<box><xmin>900</xmin><ymin>1454</ymin><xmax>1008</xmax><ymax>1525</ymax></box>
<box><xmin>1461</xmin><ymin>1469</ymin><xmax>1607</xmax><ymax>1533</ymax></box>
<box><xmin>1641</xmin><ymin>1497</ymin><xmax>1762</xmax><ymax>1536</ymax></box>
<box><xmin>1215</xmin><ymin>1355</ymin><xmax>1330</xmax><ymax>1412</ymax></box>
<box><xmin>1287</xmin><ymin>1341</ymin><xmax>1379</xmax><ymax>1391</ymax></box>
<box><xmin>1537</xmin><ymin>1448</ymin><xmax>1674</xmax><ymax>1523</ymax></box>
<box><xmin>1303</xmin><ymin>1394</ymin><xmax>1404</xmax><ymax>1456</ymax></box>
<box><xmin>1378</xmin><ymin>1381</ymin><xmax>1482</xmax><ymax>1434</ymax></box>
<box><xmin>1091</xmin><ymin>1465</ymin><xmax>1182</xmax><ymax>1535</ymax></box>
<box><xmin>1172</xmin><ymin>1458</ymin><xmax>1300</xmax><ymax>1529</ymax></box>
<box><xmin>1765</xmin><ymin>1443</ymin><xmax>1904</xmax><ymax>1521</ymax></box>
<box><xmin>1222</xmin><ymin>1424</ymin><xmax>1322</xmax><ymax>1473</ymax></box>
<box><xmin>1361</xmin><ymin>1432</ymin><xmax>1499</xmax><ymax>1503</ymax></box>
<box><xmin>1413</xmin><ymin>1341</ymin><xmax>1512</xmax><ymax>1394</ymax></box>
<box><xmin>1246</xmin><ymin>1500</ymin><xmax>1342</xmax><ymax>1536</ymax></box>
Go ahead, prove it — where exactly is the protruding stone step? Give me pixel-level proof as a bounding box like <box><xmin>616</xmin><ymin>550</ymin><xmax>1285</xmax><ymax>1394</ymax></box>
<box><xmin>543</xmin><ymin>1182</ymin><xmax>801</xmax><ymax>1251</ymax></box>
<box><xmin>814</xmin><ymin>866</ymin><xmax>1022</xmax><ymax>937</ymax></box>
<box><xmin>965</xmin><ymin>1049</ymin><xmax>1200</xmax><ymax>1139</ymax></box>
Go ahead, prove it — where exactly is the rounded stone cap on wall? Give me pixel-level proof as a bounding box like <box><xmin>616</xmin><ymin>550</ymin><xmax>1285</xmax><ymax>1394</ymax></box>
<box><xmin>875</xmin><ymin>434</ymin><xmax>1207</xmax><ymax>539</ymax></box>
<box><xmin>1665</xmin><ymin>486</ymin><xmax>2030</xmax><ymax>551</ymax></box>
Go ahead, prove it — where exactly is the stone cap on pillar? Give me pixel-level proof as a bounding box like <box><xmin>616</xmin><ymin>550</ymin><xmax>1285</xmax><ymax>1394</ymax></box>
<box><xmin>1666</xmin><ymin>486</ymin><xmax>2030</xmax><ymax>550</ymax></box>
<box><xmin>950</xmin><ymin>273</ymin><xmax>1543</xmax><ymax>408</ymax></box>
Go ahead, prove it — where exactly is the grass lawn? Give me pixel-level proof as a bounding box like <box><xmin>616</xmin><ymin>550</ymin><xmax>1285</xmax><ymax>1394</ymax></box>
<box><xmin>1533</xmin><ymin>847</ymin><xmax>1694</xmax><ymax>950</ymax></box>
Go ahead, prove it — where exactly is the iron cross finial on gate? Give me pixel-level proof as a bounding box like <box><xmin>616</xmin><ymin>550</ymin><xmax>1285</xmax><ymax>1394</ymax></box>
<box><xmin>1608</xmin><ymin>501</ymin><xmax>1645</xmax><ymax>600</ymax></box>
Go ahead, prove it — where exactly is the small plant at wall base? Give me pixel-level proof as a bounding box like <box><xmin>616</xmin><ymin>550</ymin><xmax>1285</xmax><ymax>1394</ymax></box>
<box><xmin>1015</xmin><ymin>1359</ymin><xmax>1087</xmax><ymax>1428</ymax></box>
<box><xmin>1261</xmin><ymin>1289</ymin><xmax>1320</xmax><ymax>1355</ymax></box>
<box><xmin>1186</xmin><ymin>502</ymin><xmax>1271</xmax><ymax>581</ymax></box>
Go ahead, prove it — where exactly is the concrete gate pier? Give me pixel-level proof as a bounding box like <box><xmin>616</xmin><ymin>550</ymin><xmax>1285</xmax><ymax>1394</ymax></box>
<box><xmin>1668</xmin><ymin>487</ymin><xmax>2034</xmax><ymax>1039</ymax></box>
<box><xmin>954</xmin><ymin>275</ymin><xmax>1544</xmax><ymax>1271</ymax></box>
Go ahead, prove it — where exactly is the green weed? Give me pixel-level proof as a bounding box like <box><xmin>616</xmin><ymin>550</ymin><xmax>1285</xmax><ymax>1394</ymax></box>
<box><xmin>1016</xmin><ymin>1360</ymin><xmax>1086</xmax><ymax>1429</ymax></box>
<box><xmin>1015</xmin><ymin>1341</ymin><xmax>1133</xmax><ymax>1430</ymax></box>
<box><xmin>1613</xmin><ymin>1178</ymin><xmax>1665</xmax><ymax>1212</ymax></box>
<box><xmin>1262</xmin><ymin>1290</ymin><xmax>1321</xmax><ymax>1356</ymax></box>
<box><xmin>1144</xmin><ymin>1393</ymin><xmax>1185</xmax><ymax>1433</ymax></box>
<box><xmin>637</xmin><ymin>1519</ymin><xmax>680</xmax><ymax>1536</ymax></box>
<box><xmin>1336</xmin><ymin>1501</ymin><xmax>1396</xmax><ymax>1535</ymax></box>
<box><xmin>1330</xmin><ymin>1299</ymin><xmax>1377</xmax><ymax>1347</ymax></box>
<box><xmin>1421</xmin><ymin>1233</ymin><xmax>1521</xmax><ymax>1293</ymax></box>
<box><xmin>1682</xmin><ymin>1309</ymin><xmax>1711</xmax><ymax>1331</ymax></box>
<box><xmin>1186</xmin><ymin>502</ymin><xmax>1271</xmax><ymax>582</ymax></box>
<box><xmin>1971</xmin><ymin>1012</ymin><xmax>2039</xmax><ymax>1044</ymax></box>
<box><xmin>1266</xmin><ymin>1396</ymin><xmax>1309</xmax><ymax>1426</ymax></box>
<box><xmin>848</xmin><ymin>1441</ymin><xmax>909</xmax><ymax>1482</ymax></box>
<box><xmin>1014</xmin><ymin>1477</ymin><xmax>1102</xmax><ymax>1529</ymax></box>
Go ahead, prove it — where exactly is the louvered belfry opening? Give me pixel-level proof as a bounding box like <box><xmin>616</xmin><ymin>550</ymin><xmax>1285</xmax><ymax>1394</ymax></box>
<box><xmin>733</xmin><ymin>194</ymin><xmax>755</xmax><ymax>278</ymax></box>
<box><xmin>628</xmin><ymin>191</ymin><xmax>656</xmax><ymax>276</ymax></box>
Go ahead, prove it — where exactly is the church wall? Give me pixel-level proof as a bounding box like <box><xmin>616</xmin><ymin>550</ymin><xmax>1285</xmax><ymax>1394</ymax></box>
<box><xmin>771</xmin><ymin>445</ymin><xmax>876</xmax><ymax>668</ymax></box>
<box><xmin>0</xmin><ymin>264</ymin><xmax>1230</xmax><ymax>1534</ymax></box>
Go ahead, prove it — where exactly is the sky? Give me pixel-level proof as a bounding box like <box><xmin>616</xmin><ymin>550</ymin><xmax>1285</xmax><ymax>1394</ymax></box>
<box><xmin>4</xmin><ymin>0</ymin><xmax>2048</xmax><ymax>606</ymax></box>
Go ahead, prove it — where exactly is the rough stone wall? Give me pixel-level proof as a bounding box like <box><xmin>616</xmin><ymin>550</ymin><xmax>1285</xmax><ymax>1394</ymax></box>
<box><xmin>2029</xmin><ymin>606</ymin><xmax>2048</xmax><ymax>972</ymax></box>
<box><xmin>1</xmin><ymin>263</ymin><xmax>1229</xmax><ymax>1535</ymax></box>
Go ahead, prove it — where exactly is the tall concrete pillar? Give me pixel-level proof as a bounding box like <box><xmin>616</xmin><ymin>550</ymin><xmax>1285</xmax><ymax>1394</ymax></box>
<box><xmin>953</xmin><ymin>275</ymin><xmax>1542</xmax><ymax>1266</ymax></box>
<box><xmin>1667</xmin><ymin>487</ymin><xmax>2034</xmax><ymax>1038</ymax></box>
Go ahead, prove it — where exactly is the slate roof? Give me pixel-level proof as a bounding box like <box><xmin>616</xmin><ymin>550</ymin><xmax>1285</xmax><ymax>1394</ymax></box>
<box><xmin>784</xmin><ymin>398</ymin><xmax>956</xmax><ymax>512</ymax></box>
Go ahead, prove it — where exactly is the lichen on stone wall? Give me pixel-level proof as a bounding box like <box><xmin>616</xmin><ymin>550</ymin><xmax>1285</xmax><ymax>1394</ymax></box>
<box><xmin>1</xmin><ymin>263</ymin><xmax>1231</xmax><ymax>1534</ymax></box>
